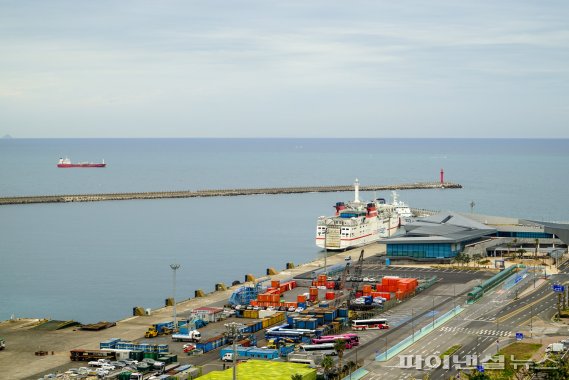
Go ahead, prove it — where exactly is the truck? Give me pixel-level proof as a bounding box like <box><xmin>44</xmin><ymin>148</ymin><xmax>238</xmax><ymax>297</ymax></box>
<box><xmin>546</xmin><ymin>343</ymin><xmax>565</xmax><ymax>353</ymax></box>
<box><xmin>145</xmin><ymin>321</ymin><xmax>174</xmax><ymax>338</ymax></box>
<box><xmin>172</xmin><ymin>330</ymin><xmax>201</xmax><ymax>342</ymax></box>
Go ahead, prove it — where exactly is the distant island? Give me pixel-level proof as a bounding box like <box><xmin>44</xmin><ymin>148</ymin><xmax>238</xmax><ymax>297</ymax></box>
<box><xmin>2</xmin><ymin>134</ymin><xmax>13</xmax><ymax>139</ymax></box>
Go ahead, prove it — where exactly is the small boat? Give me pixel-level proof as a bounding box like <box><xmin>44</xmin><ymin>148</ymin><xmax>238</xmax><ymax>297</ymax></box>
<box><xmin>57</xmin><ymin>157</ymin><xmax>106</xmax><ymax>168</ymax></box>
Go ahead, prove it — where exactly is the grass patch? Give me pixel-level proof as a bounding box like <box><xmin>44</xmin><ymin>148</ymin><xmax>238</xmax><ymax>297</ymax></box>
<box><xmin>440</xmin><ymin>344</ymin><xmax>462</xmax><ymax>359</ymax></box>
<box><xmin>482</xmin><ymin>342</ymin><xmax>544</xmax><ymax>379</ymax></box>
<box><xmin>499</xmin><ymin>342</ymin><xmax>542</xmax><ymax>360</ymax></box>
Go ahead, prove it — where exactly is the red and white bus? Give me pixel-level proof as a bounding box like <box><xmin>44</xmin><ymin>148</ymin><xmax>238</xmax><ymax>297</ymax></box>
<box><xmin>311</xmin><ymin>335</ymin><xmax>354</xmax><ymax>349</ymax></box>
<box><xmin>351</xmin><ymin>318</ymin><xmax>389</xmax><ymax>330</ymax></box>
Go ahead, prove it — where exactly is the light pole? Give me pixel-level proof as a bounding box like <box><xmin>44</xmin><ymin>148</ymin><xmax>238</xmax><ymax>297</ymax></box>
<box><xmin>225</xmin><ymin>322</ymin><xmax>244</xmax><ymax>380</ymax></box>
<box><xmin>530</xmin><ymin>305</ymin><xmax>533</xmax><ymax>338</ymax></box>
<box><xmin>411</xmin><ymin>309</ymin><xmax>415</xmax><ymax>342</ymax></box>
<box><xmin>432</xmin><ymin>297</ymin><xmax>435</xmax><ymax>328</ymax></box>
<box><xmin>170</xmin><ymin>264</ymin><xmax>180</xmax><ymax>330</ymax></box>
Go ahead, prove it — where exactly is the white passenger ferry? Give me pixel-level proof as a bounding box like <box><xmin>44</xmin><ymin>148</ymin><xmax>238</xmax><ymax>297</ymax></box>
<box><xmin>315</xmin><ymin>179</ymin><xmax>407</xmax><ymax>251</ymax></box>
<box><xmin>377</xmin><ymin>191</ymin><xmax>414</xmax><ymax>225</ymax></box>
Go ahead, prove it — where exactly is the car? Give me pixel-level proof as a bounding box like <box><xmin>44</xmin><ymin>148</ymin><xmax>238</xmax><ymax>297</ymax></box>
<box><xmin>77</xmin><ymin>367</ymin><xmax>90</xmax><ymax>375</ymax></box>
<box><xmin>101</xmin><ymin>364</ymin><xmax>115</xmax><ymax>371</ymax></box>
<box><xmin>345</xmin><ymin>256</ymin><xmax>352</xmax><ymax>261</ymax></box>
<box><xmin>367</xmin><ymin>277</ymin><xmax>376</xmax><ymax>283</ymax></box>
<box><xmin>363</xmin><ymin>277</ymin><xmax>369</xmax><ymax>282</ymax></box>
<box><xmin>295</xmin><ymin>307</ymin><xmax>305</xmax><ymax>312</ymax></box>
<box><xmin>288</xmin><ymin>306</ymin><xmax>296</xmax><ymax>312</ymax></box>
<box><xmin>96</xmin><ymin>368</ymin><xmax>109</xmax><ymax>376</ymax></box>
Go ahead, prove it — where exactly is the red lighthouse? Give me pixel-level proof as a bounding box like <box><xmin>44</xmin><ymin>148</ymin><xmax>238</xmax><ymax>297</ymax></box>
<box><xmin>440</xmin><ymin>168</ymin><xmax>444</xmax><ymax>184</ymax></box>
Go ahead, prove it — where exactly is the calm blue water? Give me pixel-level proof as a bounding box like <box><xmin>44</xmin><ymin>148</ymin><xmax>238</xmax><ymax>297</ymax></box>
<box><xmin>0</xmin><ymin>138</ymin><xmax>568</xmax><ymax>323</ymax></box>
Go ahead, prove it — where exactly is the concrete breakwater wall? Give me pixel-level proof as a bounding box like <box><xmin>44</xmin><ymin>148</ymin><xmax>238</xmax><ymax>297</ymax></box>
<box><xmin>0</xmin><ymin>181</ymin><xmax>461</xmax><ymax>205</ymax></box>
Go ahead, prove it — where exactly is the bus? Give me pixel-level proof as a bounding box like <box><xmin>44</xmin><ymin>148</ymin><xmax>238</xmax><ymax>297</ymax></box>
<box><xmin>320</xmin><ymin>333</ymin><xmax>359</xmax><ymax>346</ymax></box>
<box><xmin>311</xmin><ymin>336</ymin><xmax>354</xmax><ymax>349</ymax></box>
<box><xmin>299</xmin><ymin>343</ymin><xmax>337</xmax><ymax>356</ymax></box>
<box><xmin>351</xmin><ymin>318</ymin><xmax>389</xmax><ymax>330</ymax></box>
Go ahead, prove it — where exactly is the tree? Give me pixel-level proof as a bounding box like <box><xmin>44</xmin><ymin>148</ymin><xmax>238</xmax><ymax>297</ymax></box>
<box><xmin>479</xmin><ymin>259</ymin><xmax>491</xmax><ymax>268</ymax></box>
<box><xmin>516</xmin><ymin>248</ymin><xmax>527</xmax><ymax>260</ymax></box>
<box><xmin>291</xmin><ymin>374</ymin><xmax>303</xmax><ymax>380</ymax></box>
<box><xmin>534</xmin><ymin>238</ymin><xmax>539</xmax><ymax>260</ymax></box>
<box><xmin>463</xmin><ymin>255</ymin><xmax>472</xmax><ymax>267</ymax></box>
<box><xmin>321</xmin><ymin>355</ymin><xmax>334</xmax><ymax>380</ymax></box>
<box><xmin>472</xmin><ymin>253</ymin><xmax>483</xmax><ymax>267</ymax></box>
<box><xmin>334</xmin><ymin>339</ymin><xmax>347</xmax><ymax>376</ymax></box>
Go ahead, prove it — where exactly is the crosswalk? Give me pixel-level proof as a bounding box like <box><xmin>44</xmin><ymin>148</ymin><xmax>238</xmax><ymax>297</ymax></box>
<box><xmin>440</xmin><ymin>326</ymin><xmax>512</xmax><ymax>337</ymax></box>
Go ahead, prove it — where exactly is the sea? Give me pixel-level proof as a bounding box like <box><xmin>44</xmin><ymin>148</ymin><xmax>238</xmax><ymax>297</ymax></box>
<box><xmin>0</xmin><ymin>138</ymin><xmax>568</xmax><ymax>324</ymax></box>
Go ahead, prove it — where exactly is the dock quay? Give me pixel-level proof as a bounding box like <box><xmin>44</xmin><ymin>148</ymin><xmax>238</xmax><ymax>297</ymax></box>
<box><xmin>0</xmin><ymin>181</ymin><xmax>461</xmax><ymax>205</ymax></box>
<box><xmin>0</xmin><ymin>245</ymin><xmax>384</xmax><ymax>380</ymax></box>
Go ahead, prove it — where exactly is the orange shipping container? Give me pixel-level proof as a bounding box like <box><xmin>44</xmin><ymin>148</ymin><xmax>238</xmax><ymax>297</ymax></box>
<box><xmin>297</xmin><ymin>295</ymin><xmax>307</xmax><ymax>303</ymax></box>
<box><xmin>325</xmin><ymin>291</ymin><xmax>335</xmax><ymax>300</ymax></box>
<box><xmin>362</xmin><ymin>284</ymin><xmax>372</xmax><ymax>293</ymax></box>
<box><xmin>309</xmin><ymin>287</ymin><xmax>319</xmax><ymax>295</ymax></box>
<box><xmin>271</xmin><ymin>280</ymin><xmax>280</xmax><ymax>288</ymax></box>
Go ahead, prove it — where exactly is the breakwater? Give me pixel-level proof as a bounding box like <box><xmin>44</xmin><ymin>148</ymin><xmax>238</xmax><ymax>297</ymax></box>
<box><xmin>0</xmin><ymin>181</ymin><xmax>461</xmax><ymax>205</ymax></box>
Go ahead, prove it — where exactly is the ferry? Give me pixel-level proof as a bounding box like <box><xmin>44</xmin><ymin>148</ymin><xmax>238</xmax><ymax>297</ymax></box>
<box><xmin>57</xmin><ymin>157</ymin><xmax>106</xmax><ymax>168</ymax></box>
<box><xmin>315</xmin><ymin>179</ymin><xmax>405</xmax><ymax>251</ymax></box>
<box><xmin>377</xmin><ymin>191</ymin><xmax>414</xmax><ymax>225</ymax></box>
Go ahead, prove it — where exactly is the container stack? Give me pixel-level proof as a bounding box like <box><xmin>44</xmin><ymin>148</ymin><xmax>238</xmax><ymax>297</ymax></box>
<box><xmin>309</xmin><ymin>286</ymin><xmax>319</xmax><ymax>302</ymax></box>
<box><xmin>395</xmin><ymin>278</ymin><xmax>418</xmax><ymax>300</ymax></box>
<box><xmin>249</xmin><ymin>280</ymin><xmax>297</xmax><ymax>308</ymax></box>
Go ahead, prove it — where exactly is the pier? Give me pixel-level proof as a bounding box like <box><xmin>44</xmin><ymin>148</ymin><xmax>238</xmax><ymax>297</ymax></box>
<box><xmin>0</xmin><ymin>181</ymin><xmax>461</xmax><ymax>205</ymax></box>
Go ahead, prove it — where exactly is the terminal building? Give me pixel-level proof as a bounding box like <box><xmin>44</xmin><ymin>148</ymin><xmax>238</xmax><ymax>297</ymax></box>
<box><xmin>384</xmin><ymin>212</ymin><xmax>568</xmax><ymax>262</ymax></box>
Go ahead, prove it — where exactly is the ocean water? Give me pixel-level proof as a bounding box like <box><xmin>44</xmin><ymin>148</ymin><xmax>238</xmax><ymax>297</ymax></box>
<box><xmin>0</xmin><ymin>138</ymin><xmax>568</xmax><ymax>323</ymax></box>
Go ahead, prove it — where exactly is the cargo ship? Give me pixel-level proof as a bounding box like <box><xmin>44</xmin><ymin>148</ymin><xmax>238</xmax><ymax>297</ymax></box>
<box><xmin>57</xmin><ymin>157</ymin><xmax>106</xmax><ymax>168</ymax></box>
<box><xmin>315</xmin><ymin>179</ymin><xmax>405</xmax><ymax>251</ymax></box>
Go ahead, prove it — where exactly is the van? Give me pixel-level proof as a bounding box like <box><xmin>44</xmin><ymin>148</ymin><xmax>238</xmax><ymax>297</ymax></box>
<box><xmin>222</xmin><ymin>353</ymin><xmax>234</xmax><ymax>362</ymax></box>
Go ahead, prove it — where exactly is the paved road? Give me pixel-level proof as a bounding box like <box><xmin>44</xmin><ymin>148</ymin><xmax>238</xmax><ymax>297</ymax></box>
<box><xmin>366</xmin><ymin>261</ymin><xmax>569</xmax><ymax>380</ymax></box>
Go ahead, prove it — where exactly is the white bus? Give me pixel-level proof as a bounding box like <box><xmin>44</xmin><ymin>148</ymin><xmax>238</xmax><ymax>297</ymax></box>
<box><xmin>299</xmin><ymin>343</ymin><xmax>337</xmax><ymax>356</ymax></box>
<box><xmin>351</xmin><ymin>318</ymin><xmax>389</xmax><ymax>330</ymax></box>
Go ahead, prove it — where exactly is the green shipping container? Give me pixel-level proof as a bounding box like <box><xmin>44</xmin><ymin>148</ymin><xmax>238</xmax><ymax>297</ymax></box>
<box><xmin>158</xmin><ymin>355</ymin><xmax>170</xmax><ymax>364</ymax></box>
<box><xmin>118</xmin><ymin>372</ymin><xmax>132</xmax><ymax>380</ymax></box>
<box><xmin>129</xmin><ymin>350</ymin><xmax>144</xmax><ymax>361</ymax></box>
<box><xmin>144</xmin><ymin>352</ymin><xmax>159</xmax><ymax>360</ymax></box>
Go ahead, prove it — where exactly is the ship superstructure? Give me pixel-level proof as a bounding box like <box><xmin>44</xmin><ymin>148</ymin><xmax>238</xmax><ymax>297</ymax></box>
<box><xmin>315</xmin><ymin>179</ymin><xmax>403</xmax><ymax>251</ymax></box>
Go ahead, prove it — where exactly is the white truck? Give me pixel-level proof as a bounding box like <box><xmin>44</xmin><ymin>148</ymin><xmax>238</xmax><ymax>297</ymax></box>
<box><xmin>546</xmin><ymin>343</ymin><xmax>565</xmax><ymax>353</ymax></box>
<box><xmin>172</xmin><ymin>330</ymin><xmax>201</xmax><ymax>342</ymax></box>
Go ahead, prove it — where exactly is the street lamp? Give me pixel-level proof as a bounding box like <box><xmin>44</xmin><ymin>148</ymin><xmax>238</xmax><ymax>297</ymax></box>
<box><xmin>411</xmin><ymin>309</ymin><xmax>415</xmax><ymax>342</ymax></box>
<box><xmin>432</xmin><ymin>297</ymin><xmax>435</xmax><ymax>328</ymax></box>
<box><xmin>170</xmin><ymin>264</ymin><xmax>180</xmax><ymax>330</ymax></box>
<box><xmin>225</xmin><ymin>322</ymin><xmax>244</xmax><ymax>380</ymax></box>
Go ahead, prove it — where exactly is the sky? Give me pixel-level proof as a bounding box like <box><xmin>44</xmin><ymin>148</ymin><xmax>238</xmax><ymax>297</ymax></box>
<box><xmin>1</xmin><ymin>0</ymin><xmax>568</xmax><ymax>138</ymax></box>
